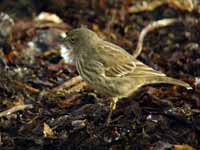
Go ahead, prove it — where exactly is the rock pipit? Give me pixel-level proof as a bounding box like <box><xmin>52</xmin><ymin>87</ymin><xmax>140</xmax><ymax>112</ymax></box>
<box><xmin>64</xmin><ymin>27</ymin><xmax>191</xmax><ymax>125</ymax></box>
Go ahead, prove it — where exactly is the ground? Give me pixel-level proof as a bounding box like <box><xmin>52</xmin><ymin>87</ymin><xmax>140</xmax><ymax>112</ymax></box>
<box><xmin>0</xmin><ymin>1</ymin><xmax>199</xmax><ymax>150</ymax></box>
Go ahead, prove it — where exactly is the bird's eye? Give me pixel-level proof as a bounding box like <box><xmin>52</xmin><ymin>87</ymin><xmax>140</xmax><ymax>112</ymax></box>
<box><xmin>70</xmin><ymin>37</ymin><xmax>76</xmax><ymax>43</ymax></box>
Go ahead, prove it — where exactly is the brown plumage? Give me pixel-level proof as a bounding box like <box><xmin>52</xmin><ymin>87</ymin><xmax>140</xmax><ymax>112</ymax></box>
<box><xmin>65</xmin><ymin>27</ymin><xmax>192</xmax><ymax>125</ymax></box>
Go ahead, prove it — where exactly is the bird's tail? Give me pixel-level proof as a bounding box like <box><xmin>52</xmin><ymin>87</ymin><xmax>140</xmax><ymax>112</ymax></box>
<box><xmin>148</xmin><ymin>76</ymin><xmax>192</xmax><ymax>90</ymax></box>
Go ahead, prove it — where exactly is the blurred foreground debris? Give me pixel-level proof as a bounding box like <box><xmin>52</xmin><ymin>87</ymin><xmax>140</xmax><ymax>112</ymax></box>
<box><xmin>43</xmin><ymin>122</ymin><xmax>54</xmax><ymax>138</ymax></box>
<box><xmin>128</xmin><ymin>0</ymin><xmax>200</xmax><ymax>14</ymax></box>
<box><xmin>0</xmin><ymin>104</ymin><xmax>33</xmax><ymax>118</ymax></box>
<box><xmin>0</xmin><ymin>12</ymin><xmax>14</xmax><ymax>38</ymax></box>
<box><xmin>35</xmin><ymin>12</ymin><xmax>63</xmax><ymax>24</ymax></box>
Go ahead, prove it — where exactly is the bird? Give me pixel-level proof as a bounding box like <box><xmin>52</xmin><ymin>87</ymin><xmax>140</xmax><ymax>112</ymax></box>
<box><xmin>64</xmin><ymin>27</ymin><xmax>192</xmax><ymax>125</ymax></box>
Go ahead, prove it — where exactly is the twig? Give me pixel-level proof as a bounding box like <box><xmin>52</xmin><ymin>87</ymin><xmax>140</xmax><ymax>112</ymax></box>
<box><xmin>65</xmin><ymin>81</ymin><xmax>87</xmax><ymax>93</ymax></box>
<box><xmin>0</xmin><ymin>104</ymin><xmax>33</xmax><ymax>118</ymax></box>
<box><xmin>51</xmin><ymin>75</ymin><xmax>83</xmax><ymax>92</ymax></box>
<box><xmin>57</xmin><ymin>93</ymin><xmax>81</xmax><ymax>108</ymax></box>
<box><xmin>133</xmin><ymin>18</ymin><xmax>181</xmax><ymax>58</ymax></box>
<box><xmin>44</xmin><ymin>76</ymin><xmax>87</xmax><ymax>96</ymax></box>
<box><xmin>14</xmin><ymin>80</ymin><xmax>40</xmax><ymax>94</ymax></box>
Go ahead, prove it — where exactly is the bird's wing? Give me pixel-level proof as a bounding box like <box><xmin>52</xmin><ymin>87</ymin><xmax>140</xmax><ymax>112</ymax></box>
<box><xmin>105</xmin><ymin>61</ymin><xmax>136</xmax><ymax>77</ymax></box>
<box><xmin>96</xmin><ymin>41</ymin><xmax>166</xmax><ymax>78</ymax></box>
<box><xmin>132</xmin><ymin>60</ymin><xmax>166</xmax><ymax>77</ymax></box>
<box><xmin>97</xmin><ymin>41</ymin><xmax>136</xmax><ymax>77</ymax></box>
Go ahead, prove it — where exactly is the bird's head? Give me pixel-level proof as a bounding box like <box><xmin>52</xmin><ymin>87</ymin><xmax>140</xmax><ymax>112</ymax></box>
<box><xmin>65</xmin><ymin>27</ymin><xmax>100</xmax><ymax>55</ymax></box>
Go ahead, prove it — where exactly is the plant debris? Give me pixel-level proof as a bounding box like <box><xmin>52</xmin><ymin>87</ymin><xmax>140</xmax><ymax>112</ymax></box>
<box><xmin>0</xmin><ymin>1</ymin><xmax>200</xmax><ymax>150</ymax></box>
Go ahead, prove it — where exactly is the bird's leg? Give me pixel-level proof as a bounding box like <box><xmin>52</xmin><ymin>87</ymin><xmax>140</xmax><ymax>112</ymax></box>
<box><xmin>106</xmin><ymin>97</ymin><xmax>118</xmax><ymax>126</ymax></box>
